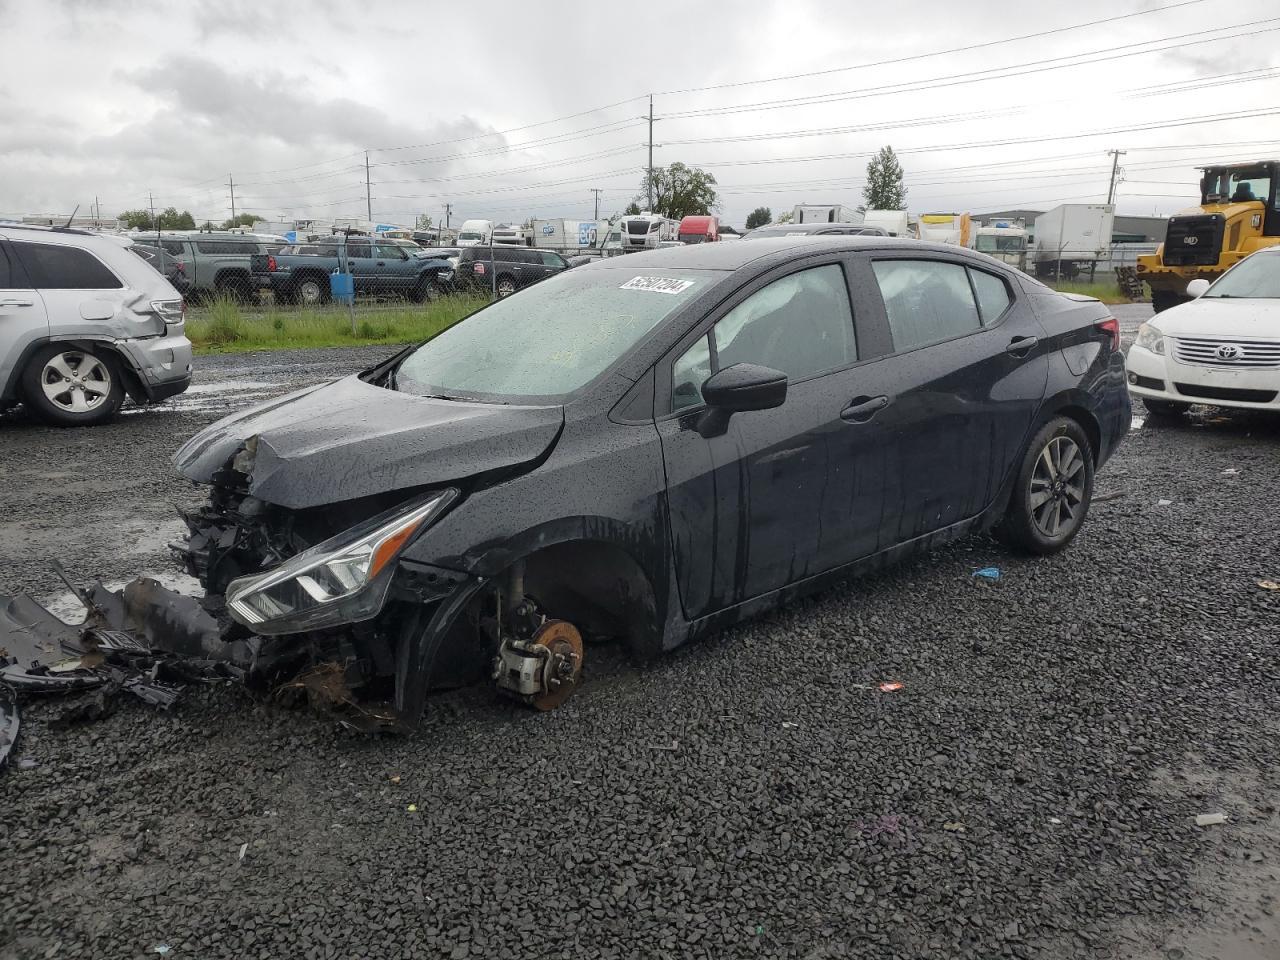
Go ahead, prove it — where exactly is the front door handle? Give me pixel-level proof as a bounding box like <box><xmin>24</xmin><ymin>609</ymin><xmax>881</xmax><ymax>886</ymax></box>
<box><xmin>841</xmin><ymin>395</ymin><xmax>889</xmax><ymax>423</ymax></box>
<box><xmin>0</xmin><ymin>298</ymin><xmax>34</xmax><ymax>307</ymax></box>
<box><xmin>1006</xmin><ymin>335</ymin><xmax>1039</xmax><ymax>357</ymax></box>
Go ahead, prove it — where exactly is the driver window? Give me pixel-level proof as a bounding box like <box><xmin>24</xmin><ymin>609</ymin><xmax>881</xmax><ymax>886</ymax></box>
<box><xmin>711</xmin><ymin>264</ymin><xmax>857</xmax><ymax>380</ymax></box>
<box><xmin>375</xmin><ymin>244</ymin><xmax>406</xmax><ymax>259</ymax></box>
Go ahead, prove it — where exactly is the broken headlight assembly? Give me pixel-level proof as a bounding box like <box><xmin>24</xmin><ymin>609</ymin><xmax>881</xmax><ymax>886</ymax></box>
<box><xmin>225</xmin><ymin>489</ymin><xmax>458</xmax><ymax>635</ymax></box>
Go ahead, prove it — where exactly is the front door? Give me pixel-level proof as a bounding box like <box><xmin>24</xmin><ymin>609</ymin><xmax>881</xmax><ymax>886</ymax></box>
<box><xmin>656</xmin><ymin>260</ymin><xmax>884</xmax><ymax>620</ymax></box>
<box><xmin>0</xmin><ymin>240</ymin><xmax>50</xmax><ymax>393</ymax></box>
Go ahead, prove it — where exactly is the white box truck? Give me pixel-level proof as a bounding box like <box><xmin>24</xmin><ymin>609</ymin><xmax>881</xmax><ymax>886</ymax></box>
<box><xmin>531</xmin><ymin>219</ymin><xmax>608</xmax><ymax>251</ymax></box>
<box><xmin>1032</xmin><ymin>204</ymin><xmax>1114</xmax><ymax>279</ymax></box>
<box><xmin>792</xmin><ymin>204</ymin><xmax>862</xmax><ymax>224</ymax></box>
<box><xmin>863</xmin><ymin>210</ymin><xmax>910</xmax><ymax>237</ymax></box>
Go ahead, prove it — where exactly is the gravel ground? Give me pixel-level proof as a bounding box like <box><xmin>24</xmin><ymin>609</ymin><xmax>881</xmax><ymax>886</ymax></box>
<box><xmin>3</xmin><ymin>309</ymin><xmax>1280</xmax><ymax>960</ymax></box>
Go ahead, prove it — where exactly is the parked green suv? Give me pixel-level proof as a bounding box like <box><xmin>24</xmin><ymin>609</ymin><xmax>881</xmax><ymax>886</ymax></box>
<box><xmin>152</xmin><ymin>231</ymin><xmax>286</xmax><ymax>301</ymax></box>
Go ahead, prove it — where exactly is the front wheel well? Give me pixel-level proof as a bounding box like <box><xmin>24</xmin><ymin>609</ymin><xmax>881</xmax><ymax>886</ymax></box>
<box><xmin>481</xmin><ymin>540</ymin><xmax>661</xmax><ymax>657</ymax></box>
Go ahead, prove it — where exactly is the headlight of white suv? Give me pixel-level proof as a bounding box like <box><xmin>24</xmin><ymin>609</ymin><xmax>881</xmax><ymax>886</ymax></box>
<box><xmin>225</xmin><ymin>489</ymin><xmax>457</xmax><ymax>635</ymax></box>
<box><xmin>1135</xmin><ymin>322</ymin><xmax>1165</xmax><ymax>355</ymax></box>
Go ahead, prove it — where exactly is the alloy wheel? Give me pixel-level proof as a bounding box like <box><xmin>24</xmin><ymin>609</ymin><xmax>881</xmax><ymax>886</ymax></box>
<box><xmin>40</xmin><ymin>351</ymin><xmax>112</xmax><ymax>414</ymax></box>
<box><xmin>1028</xmin><ymin>436</ymin><xmax>1086</xmax><ymax>538</ymax></box>
<box><xmin>298</xmin><ymin>280</ymin><xmax>322</xmax><ymax>305</ymax></box>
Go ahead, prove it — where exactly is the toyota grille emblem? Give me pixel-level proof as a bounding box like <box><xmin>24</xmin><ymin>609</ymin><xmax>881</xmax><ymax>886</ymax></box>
<box><xmin>1183</xmin><ymin>236</ymin><xmax>1199</xmax><ymax>245</ymax></box>
<box><xmin>1215</xmin><ymin>344</ymin><xmax>1243</xmax><ymax>361</ymax></box>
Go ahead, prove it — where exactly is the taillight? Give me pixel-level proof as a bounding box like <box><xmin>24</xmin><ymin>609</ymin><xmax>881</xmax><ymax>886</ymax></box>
<box><xmin>1096</xmin><ymin>317</ymin><xmax>1120</xmax><ymax>351</ymax></box>
<box><xmin>267</xmin><ymin>255</ymin><xmax>278</xmax><ymax>271</ymax></box>
<box><xmin>473</xmin><ymin>262</ymin><xmax>486</xmax><ymax>275</ymax></box>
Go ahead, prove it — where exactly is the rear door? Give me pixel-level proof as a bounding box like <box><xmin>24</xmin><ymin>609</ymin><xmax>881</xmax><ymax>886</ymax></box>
<box><xmin>346</xmin><ymin>239</ymin><xmax>374</xmax><ymax>292</ymax></box>
<box><xmin>656</xmin><ymin>258</ymin><xmax>885</xmax><ymax>619</ymax></box>
<box><xmin>0</xmin><ymin>239</ymin><xmax>50</xmax><ymax>397</ymax></box>
<box><xmin>855</xmin><ymin>254</ymin><xmax>1048</xmax><ymax>547</ymax></box>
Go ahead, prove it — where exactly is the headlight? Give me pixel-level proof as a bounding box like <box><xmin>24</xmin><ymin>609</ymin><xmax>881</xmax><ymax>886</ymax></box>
<box><xmin>225</xmin><ymin>489</ymin><xmax>457</xmax><ymax>635</ymax></box>
<box><xmin>1135</xmin><ymin>322</ymin><xmax>1165</xmax><ymax>355</ymax></box>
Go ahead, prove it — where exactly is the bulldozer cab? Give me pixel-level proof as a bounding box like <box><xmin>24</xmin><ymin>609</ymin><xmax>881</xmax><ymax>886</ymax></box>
<box><xmin>1199</xmin><ymin>161</ymin><xmax>1280</xmax><ymax>235</ymax></box>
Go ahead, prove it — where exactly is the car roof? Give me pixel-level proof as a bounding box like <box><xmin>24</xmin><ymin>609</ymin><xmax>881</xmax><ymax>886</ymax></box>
<box><xmin>578</xmin><ymin>235</ymin><xmax>974</xmax><ymax>272</ymax></box>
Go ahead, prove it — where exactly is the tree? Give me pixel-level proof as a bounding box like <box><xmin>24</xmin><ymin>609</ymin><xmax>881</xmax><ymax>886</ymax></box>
<box><xmin>624</xmin><ymin>201</ymin><xmax>642</xmax><ymax>216</ymax></box>
<box><xmin>118</xmin><ymin>209</ymin><xmax>154</xmax><ymax>230</ymax></box>
<box><xmin>414</xmin><ymin>214</ymin><xmax>433</xmax><ymax>230</ymax></box>
<box><xmin>776</xmin><ymin>211</ymin><xmax>794</xmax><ymax>224</ymax></box>
<box><xmin>745</xmin><ymin>206</ymin><xmax>772</xmax><ymax>230</ymax></box>
<box><xmin>636</xmin><ymin>162</ymin><xmax>719</xmax><ymax>220</ymax></box>
<box><xmin>199</xmin><ymin>221</ymin><xmax>216</xmax><ymax>231</ymax></box>
<box><xmin>155</xmin><ymin>207</ymin><xmax>197</xmax><ymax>230</ymax></box>
<box><xmin>862</xmin><ymin>145</ymin><xmax>907</xmax><ymax>210</ymax></box>
<box><xmin>219</xmin><ymin>213</ymin><xmax>258</xmax><ymax>230</ymax></box>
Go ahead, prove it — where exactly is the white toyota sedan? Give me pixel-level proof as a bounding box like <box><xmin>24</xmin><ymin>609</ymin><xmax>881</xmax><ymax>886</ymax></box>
<box><xmin>1127</xmin><ymin>247</ymin><xmax>1280</xmax><ymax>416</ymax></box>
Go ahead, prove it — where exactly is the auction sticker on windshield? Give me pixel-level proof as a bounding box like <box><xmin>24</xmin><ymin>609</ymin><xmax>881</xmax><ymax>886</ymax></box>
<box><xmin>620</xmin><ymin>276</ymin><xmax>696</xmax><ymax>294</ymax></box>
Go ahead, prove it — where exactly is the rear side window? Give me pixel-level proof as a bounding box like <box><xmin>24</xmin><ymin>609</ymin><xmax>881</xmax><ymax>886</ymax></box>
<box><xmin>161</xmin><ymin>241</ymin><xmax>186</xmax><ymax>256</ymax></box>
<box><xmin>196</xmin><ymin>240</ymin><xmax>253</xmax><ymax>255</ymax></box>
<box><xmin>872</xmin><ymin>259</ymin><xmax>980</xmax><ymax>352</ymax></box>
<box><xmin>12</xmin><ymin>242</ymin><xmax>122</xmax><ymax>289</ymax></box>
<box><xmin>969</xmin><ymin>269</ymin><xmax>1012</xmax><ymax>323</ymax></box>
<box><xmin>0</xmin><ymin>245</ymin><xmax>13</xmax><ymax>287</ymax></box>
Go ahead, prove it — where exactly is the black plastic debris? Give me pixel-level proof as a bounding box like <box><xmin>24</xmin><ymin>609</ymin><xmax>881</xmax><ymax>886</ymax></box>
<box><xmin>0</xmin><ymin>683</ymin><xmax>18</xmax><ymax>770</ymax></box>
<box><xmin>0</xmin><ymin>575</ymin><xmax>257</xmax><ymax>771</ymax></box>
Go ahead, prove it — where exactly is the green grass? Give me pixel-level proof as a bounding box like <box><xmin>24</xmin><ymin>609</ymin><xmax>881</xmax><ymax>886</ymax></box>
<box><xmin>1048</xmin><ymin>280</ymin><xmax>1133</xmax><ymax>304</ymax></box>
<box><xmin>185</xmin><ymin>294</ymin><xmax>488</xmax><ymax>354</ymax></box>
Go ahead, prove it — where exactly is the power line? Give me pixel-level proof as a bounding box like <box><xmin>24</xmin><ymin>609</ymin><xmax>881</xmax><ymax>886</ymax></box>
<box><xmin>654</xmin><ymin>0</ymin><xmax>1213</xmax><ymax>96</ymax></box>
<box><xmin>662</xmin><ymin>18</ymin><xmax>1280</xmax><ymax>121</ymax></box>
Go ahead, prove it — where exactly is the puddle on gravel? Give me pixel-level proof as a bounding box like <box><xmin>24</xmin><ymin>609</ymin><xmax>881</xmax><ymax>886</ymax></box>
<box><xmin>35</xmin><ymin>518</ymin><xmax>201</xmax><ymax>621</ymax></box>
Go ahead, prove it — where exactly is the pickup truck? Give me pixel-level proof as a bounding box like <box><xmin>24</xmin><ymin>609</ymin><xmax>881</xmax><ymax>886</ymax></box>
<box><xmin>155</xmin><ymin>232</ymin><xmax>285</xmax><ymax>301</ymax></box>
<box><xmin>251</xmin><ymin>237</ymin><xmax>454</xmax><ymax>305</ymax></box>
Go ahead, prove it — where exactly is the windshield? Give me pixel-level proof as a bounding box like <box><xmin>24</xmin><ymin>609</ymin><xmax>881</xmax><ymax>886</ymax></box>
<box><xmin>1202</xmin><ymin>166</ymin><xmax>1272</xmax><ymax>205</ymax></box>
<box><xmin>976</xmin><ymin>234</ymin><xmax>1026</xmax><ymax>252</ymax></box>
<box><xmin>1204</xmin><ymin>253</ymin><xmax>1280</xmax><ymax>299</ymax></box>
<box><xmin>679</xmin><ymin>234</ymin><xmax>707</xmax><ymax>244</ymax></box>
<box><xmin>395</xmin><ymin>268</ymin><xmax>715</xmax><ymax>400</ymax></box>
<box><xmin>459</xmin><ymin>232</ymin><xmax>483</xmax><ymax>241</ymax></box>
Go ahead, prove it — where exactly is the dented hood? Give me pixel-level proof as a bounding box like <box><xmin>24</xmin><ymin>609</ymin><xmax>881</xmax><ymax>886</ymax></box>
<box><xmin>172</xmin><ymin>374</ymin><xmax>564</xmax><ymax>508</ymax></box>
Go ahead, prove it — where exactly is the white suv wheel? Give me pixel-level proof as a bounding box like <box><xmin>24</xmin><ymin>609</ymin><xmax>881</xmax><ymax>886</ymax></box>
<box><xmin>40</xmin><ymin>350</ymin><xmax>113</xmax><ymax>413</ymax></box>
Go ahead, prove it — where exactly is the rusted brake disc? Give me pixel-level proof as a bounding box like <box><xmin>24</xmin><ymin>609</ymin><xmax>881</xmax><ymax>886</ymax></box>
<box><xmin>528</xmin><ymin>619</ymin><xmax>584</xmax><ymax>711</ymax></box>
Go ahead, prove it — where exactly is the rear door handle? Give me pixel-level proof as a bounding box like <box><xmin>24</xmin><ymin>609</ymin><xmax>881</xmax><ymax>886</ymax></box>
<box><xmin>1006</xmin><ymin>335</ymin><xmax>1039</xmax><ymax>357</ymax></box>
<box><xmin>841</xmin><ymin>395</ymin><xmax>890</xmax><ymax>423</ymax></box>
<box><xmin>0</xmin><ymin>298</ymin><xmax>34</xmax><ymax>307</ymax></box>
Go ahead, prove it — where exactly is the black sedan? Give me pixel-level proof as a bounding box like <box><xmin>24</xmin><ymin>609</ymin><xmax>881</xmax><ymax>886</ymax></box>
<box><xmin>173</xmin><ymin>238</ymin><xmax>1130</xmax><ymax>726</ymax></box>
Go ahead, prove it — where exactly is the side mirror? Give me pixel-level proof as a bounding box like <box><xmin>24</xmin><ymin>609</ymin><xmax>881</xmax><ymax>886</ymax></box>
<box><xmin>696</xmin><ymin>363</ymin><xmax>787</xmax><ymax>438</ymax></box>
<box><xmin>1186</xmin><ymin>278</ymin><xmax>1210</xmax><ymax>298</ymax></box>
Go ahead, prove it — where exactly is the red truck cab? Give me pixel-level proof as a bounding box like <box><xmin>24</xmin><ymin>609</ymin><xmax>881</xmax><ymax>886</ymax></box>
<box><xmin>677</xmin><ymin>215</ymin><xmax>719</xmax><ymax>244</ymax></box>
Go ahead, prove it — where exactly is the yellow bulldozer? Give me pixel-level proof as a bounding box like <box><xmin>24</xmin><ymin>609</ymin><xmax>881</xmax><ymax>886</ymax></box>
<box><xmin>1137</xmin><ymin>159</ymin><xmax>1280</xmax><ymax>312</ymax></box>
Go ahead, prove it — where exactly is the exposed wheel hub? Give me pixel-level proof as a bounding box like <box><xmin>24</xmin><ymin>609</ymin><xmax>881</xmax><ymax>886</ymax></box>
<box><xmin>493</xmin><ymin>619</ymin><xmax>584</xmax><ymax>711</ymax></box>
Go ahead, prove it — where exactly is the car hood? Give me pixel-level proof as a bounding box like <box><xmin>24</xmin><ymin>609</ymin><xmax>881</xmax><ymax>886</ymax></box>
<box><xmin>172</xmin><ymin>375</ymin><xmax>564</xmax><ymax>509</ymax></box>
<box><xmin>1153</xmin><ymin>297</ymin><xmax>1280</xmax><ymax>339</ymax></box>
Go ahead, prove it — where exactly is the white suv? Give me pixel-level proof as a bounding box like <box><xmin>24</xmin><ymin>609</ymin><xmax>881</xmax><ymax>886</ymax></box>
<box><xmin>0</xmin><ymin>224</ymin><xmax>192</xmax><ymax>426</ymax></box>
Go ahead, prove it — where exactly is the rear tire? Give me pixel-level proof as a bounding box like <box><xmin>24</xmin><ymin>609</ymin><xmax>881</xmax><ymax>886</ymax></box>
<box><xmin>21</xmin><ymin>344</ymin><xmax>126</xmax><ymax>427</ymax></box>
<box><xmin>1143</xmin><ymin>398</ymin><xmax>1191</xmax><ymax>418</ymax></box>
<box><xmin>295</xmin><ymin>277</ymin><xmax>329</xmax><ymax>306</ymax></box>
<box><xmin>994</xmin><ymin>417</ymin><xmax>1095</xmax><ymax>555</ymax></box>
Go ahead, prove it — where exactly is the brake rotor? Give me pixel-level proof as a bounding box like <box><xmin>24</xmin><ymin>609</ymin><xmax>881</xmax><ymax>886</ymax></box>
<box><xmin>528</xmin><ymin>619</ymin><xmax>584</xmax><ymax>711</ymax></box>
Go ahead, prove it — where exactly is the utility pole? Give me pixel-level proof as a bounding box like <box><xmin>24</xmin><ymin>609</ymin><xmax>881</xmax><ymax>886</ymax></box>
<box><xmin>647</xmin><ymin>94</ymin><xmax>654</xmax><ymax>211</ymax></box>
<box><xmin>228</xmin><ymin>174</ymin><xmax>236</xmax><ymax>222</ymax></box>
<box><xmin>1106</xmin><ymin>149</ymin><xmax>1126</xmax><ymax>205</ymax></box>
<box><xmin>149</xmin><ymin>191</ymin><xmax>159</xmax><ymax>249</ymax></box>
<box><xmin>591</xmin><ymin>188</ymin><xmax>602</xmax><ymax>220</ymax></box>
<box><xmin>93</xmin><ymin>195</ymin><xmax>100</xmax><ymax>228</ymax></box>
<box><xmin>444</xmin><ymin>202</ymin><xmax>452</xmax><ymax>228</ymax></box>
<box><xmin>365</xmin><ymin>151</ymin><xmax>373</xmax><ymax>222</ymax></box>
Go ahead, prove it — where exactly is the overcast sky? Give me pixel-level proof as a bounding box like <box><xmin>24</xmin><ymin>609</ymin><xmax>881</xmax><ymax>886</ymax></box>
<box><xmin>1</xmin><ymin>0</ymin><xmax>1278</xmax><ymax>228</ymax></box>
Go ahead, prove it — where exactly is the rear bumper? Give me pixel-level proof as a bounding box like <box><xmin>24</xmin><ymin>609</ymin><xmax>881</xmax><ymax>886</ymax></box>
<box><xmin>1126</xmin><ymin>344</ymin><xmax>1280</xmax><ymax>409</ymax></box>
<box><xmin>119</xmin><ymin>329</ymin><xmax>194</xmax><ymax>402</ymax></box>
